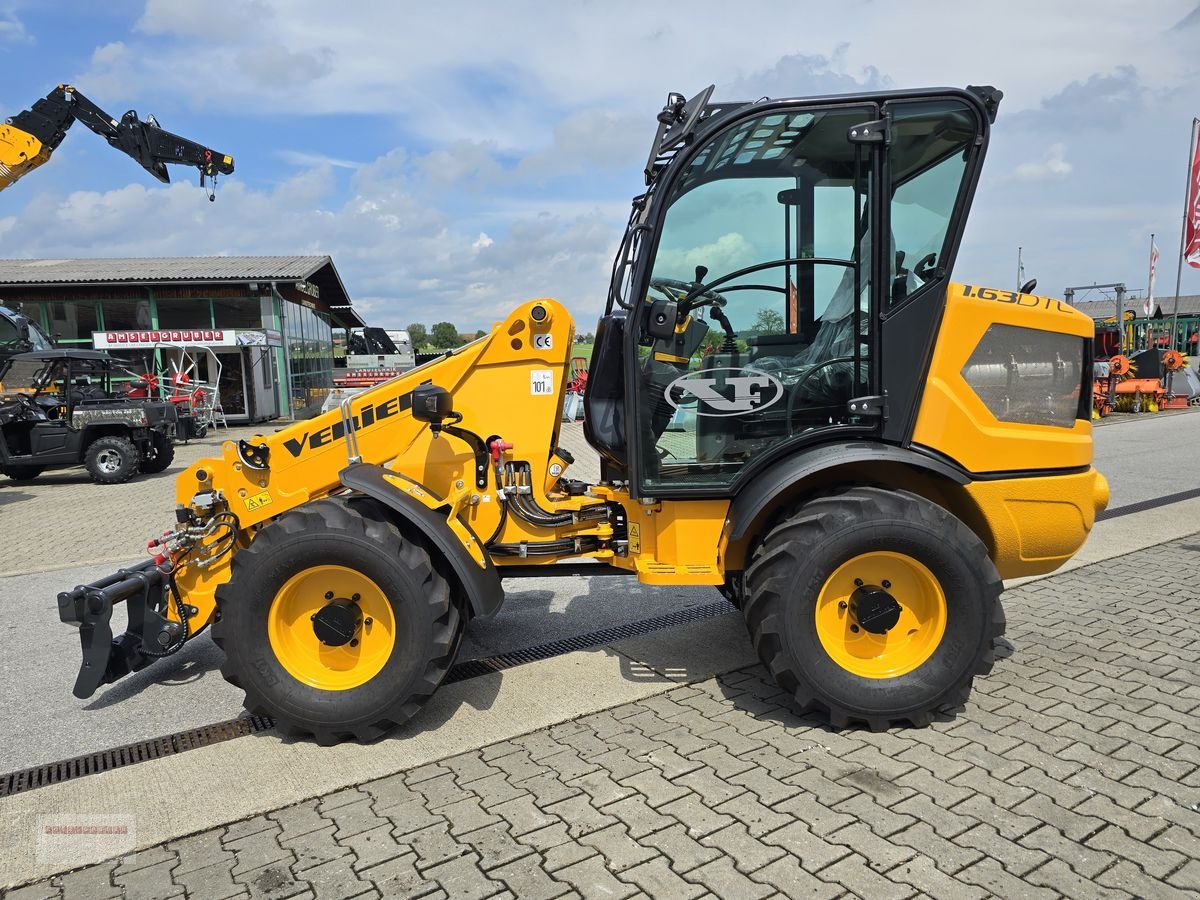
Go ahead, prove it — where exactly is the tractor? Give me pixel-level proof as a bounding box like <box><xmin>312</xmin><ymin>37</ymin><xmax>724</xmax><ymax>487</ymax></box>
<box><xmin>59</xmin><ymin>84</ymin><xmax>1107</xmax><ymax>742</ymax></box>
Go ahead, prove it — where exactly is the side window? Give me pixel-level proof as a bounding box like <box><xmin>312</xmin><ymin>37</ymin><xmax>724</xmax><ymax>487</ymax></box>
<box><xmin>638</xmin><ymin>105</ymin><xmax>876</xmax><ymax>492</ymax></box>
<box><xmin>0</xmin><ymin>315</ymin><xmax>18</xmax><ymax>348</ymax></box>
<box><xmin>888</xmin><ymin>100</ymin><xmax>977</xmax><ymax>305</ymax></box>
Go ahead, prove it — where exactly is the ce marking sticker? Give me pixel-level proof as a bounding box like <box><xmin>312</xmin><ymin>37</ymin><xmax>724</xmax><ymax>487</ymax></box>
<box><xmin>533</xmin><ymin>333</ymin><xmax>553</xmax><ymax>350</ymax></box>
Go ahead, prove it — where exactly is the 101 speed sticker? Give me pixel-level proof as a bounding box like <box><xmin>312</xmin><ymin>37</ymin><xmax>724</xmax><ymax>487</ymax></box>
<box><xmin>531</xmin><ymin>370</ymin><xmax>554</xmax><ymax>395</ymax></box>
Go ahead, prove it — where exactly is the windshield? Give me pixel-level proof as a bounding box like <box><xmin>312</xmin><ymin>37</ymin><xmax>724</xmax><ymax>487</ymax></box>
<box><xmin>0</xmin><ymin>357</ymin><xmax>60</xmax><ymax>393</ymax></box>
<box><xmin>25</xmin><ymin>319</ymin><xmax>53</xmax><ymax>351</ymax></box>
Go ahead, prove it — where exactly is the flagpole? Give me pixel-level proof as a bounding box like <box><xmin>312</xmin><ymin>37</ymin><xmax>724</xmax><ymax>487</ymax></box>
<box><xmin>1145</xmin><ymin>233</ymin><xmax>1155</xmax><ymax>350</ymax></box>
<box><xmin>1171</xmin><ymin>118</ymin><xmax>1200</xmax><ymax>351</ymax></box>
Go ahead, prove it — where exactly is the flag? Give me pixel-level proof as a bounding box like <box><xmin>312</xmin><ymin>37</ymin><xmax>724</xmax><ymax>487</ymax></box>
<box><xmin>1186</xmin><ymin>119</ymin><xmax>1200</xmax><ymax>269</ymax></box>
<box><xmin>1145</xmin><ymin>239</ymin><xmax>1158</xmax><ymax>316</ymax></box>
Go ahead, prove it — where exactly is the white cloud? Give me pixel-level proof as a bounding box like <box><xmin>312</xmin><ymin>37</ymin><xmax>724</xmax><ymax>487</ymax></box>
<box><xmin>1013</xmin><ymin>143</ymin><xmax>1073</xmax><ymax>181</ymax></box>
<box><xmin>0</xmin><ymin>11</ymin><xmax>29</xmax><ymax>47</ymax></box>
<box><xmin>472</xmin><ymin>232</ymin><xmax>494</xmax><ymax>250</ymax></box>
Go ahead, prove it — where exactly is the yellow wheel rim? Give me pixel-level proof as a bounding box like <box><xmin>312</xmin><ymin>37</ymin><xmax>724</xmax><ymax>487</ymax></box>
<box><xmin>267</xmin><ymin>565</ymin><xmax>396</xmax><ymax>691</ymax></box>
<box><xmin>814</xmin><ymin>551</ymin><xmax>947</xmax><ymax>679</ymax></box>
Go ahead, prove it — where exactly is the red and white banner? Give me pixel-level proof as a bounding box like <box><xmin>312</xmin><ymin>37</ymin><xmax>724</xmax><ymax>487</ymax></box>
<box><xmin>1186</xmin><ymin>119</ymin><xmax>1200</xmax><ymax>269</ymax></box>
<box><xmin>93</xmin><ymin>329</ymin><xmax>231</xmax><ymax>348</ymax></box>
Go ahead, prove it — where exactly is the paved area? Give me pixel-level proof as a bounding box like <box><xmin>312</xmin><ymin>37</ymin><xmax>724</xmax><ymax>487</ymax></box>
<box><xmin>0</xmin><ymin>424</ymin><xmax>273</xmax><ymax>576</ymax></box>
<box><xmin>6</xmin><ymin>535</ymin><xmax>1199</xmax><ymax>899</ymax></box>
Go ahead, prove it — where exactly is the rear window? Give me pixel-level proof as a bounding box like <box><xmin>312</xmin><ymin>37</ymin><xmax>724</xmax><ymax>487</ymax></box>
<box><xmin>961</xmin><ymin>324</ymin><xmax>1086</xmax><ymax>428</ymax></box>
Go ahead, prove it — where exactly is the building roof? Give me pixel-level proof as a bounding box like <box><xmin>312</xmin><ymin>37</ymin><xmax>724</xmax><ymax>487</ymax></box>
<box><xmin>1073</xmin><ymin>295</ymin><xmax>1200</xmax><ymax>320</ymax></box>
<box><xmin>0</xmin><ymin>255</ymin><xmax>364</xmax><ymax>327</ymax></box>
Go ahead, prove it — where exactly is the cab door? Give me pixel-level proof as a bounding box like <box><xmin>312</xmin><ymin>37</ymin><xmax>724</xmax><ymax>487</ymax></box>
<box><xmin>628</xmin><ymin>101</ymin><xmax>884</xmax><ymax>497</ymax></box>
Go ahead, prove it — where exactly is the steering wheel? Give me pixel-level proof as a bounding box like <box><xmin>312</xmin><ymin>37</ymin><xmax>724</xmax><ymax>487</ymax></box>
<box><xmin>786</xmin><ymin>356</ymin><xmax>856</xmax><ymax>436</ymax></box>
<box><xmin>649</xmin><ymin>276</ymin><xmax>727</xmax><ymax>313</ymax></box>
<box><xmin>913</xmin><ymin>253</ymin><xmax>938</xmax><ymax>283</ymax></box>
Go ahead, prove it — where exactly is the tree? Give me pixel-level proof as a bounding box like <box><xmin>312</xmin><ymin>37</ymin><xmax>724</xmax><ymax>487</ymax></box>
<box><xmin>430</xmin><ymin>321</ymin><xmax>462</xmax><ymax>349</ymax></box>
<box><xmin>752</xmin><ymin>307</ymin><xmax>784</xmax><ymax>336</ymax></box>
<box><xmin>474</xmin><ymin>329</ymin><xmax>486</xmax><ymax>339</ymax></box>
<box><xmin>407</xmin><ymin>323</ymin><xmax>427</xmax><ymax>349</ymax></box>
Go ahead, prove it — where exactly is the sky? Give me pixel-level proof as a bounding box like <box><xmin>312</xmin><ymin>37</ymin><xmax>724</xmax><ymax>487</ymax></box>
<box><xmin>1</xmin><ymin>0</ymin><xmax>1199</xmax><ymax>330</ymax></box>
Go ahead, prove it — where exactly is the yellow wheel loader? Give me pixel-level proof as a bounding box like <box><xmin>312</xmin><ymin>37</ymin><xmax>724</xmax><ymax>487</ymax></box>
<box><xmin>58</xmin><ymin>84</ymin><xmax>1108</xmax><ymax>742</ymax></box>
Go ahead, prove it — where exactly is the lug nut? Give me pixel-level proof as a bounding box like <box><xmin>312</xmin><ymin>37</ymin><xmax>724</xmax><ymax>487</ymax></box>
<box><xmin>364</xmin><ymin>617</ymin><xmax>373</xmax><ymax>626</ymax></box>
<box><xmin>882</xmin><ymin>580</ymin><xmax>891</xmax><ymax>589</ymax></box>
<box><xmin>850</xmin><ymin>624</ymin><xmax>860</xmax><ymax>633</ymax></box>
<box><xmin>854</xmin><ymin>579</ymin><xmax>863</xmax><ymax>587</ymax></box>
<box><xmin>324</xmin><ymin>591</ymin><xmax>334</xmax><ymax>600</ymax></box>
<box><xmin>838</xmin><ymin>601</ymin><xmax>848</xmax><ymax>611</ymax></box>
<box><xmin>350</xmin><ymin>638</ymin><xmax>359</xmax><ymax>647</ymax></box>
<box><xmin>352</xmin><ymin>593</ymin><xmax>361</xmax><ymax>602</ymax></box>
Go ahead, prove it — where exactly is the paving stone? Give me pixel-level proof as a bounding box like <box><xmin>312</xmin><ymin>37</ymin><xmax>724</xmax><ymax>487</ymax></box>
<box><xmin>658</xmin><ymin>794</ymin><xmax>736</xmax><ymax>840</ymax></box>
<box><xmin>618</xmin><ymin>768</ymin><xmax>691</xmax><ymax>809</ymax></box>
<box><xmin>407</xmin><ymin>822</ymin><xmax>474</xmax><ymax>871</ymax></box>
<box><xmin>1086</xmin><ymin>825</ymin><xmax>1185</xmax><ymax>878</ymax></box>
<box><xmin>640</xmin><ymin>824</ymin><xmax>722</xmax><ymax>875</ymax></box>
<box><xmin>1025</xmin><ymin>859</ymin><xmax>1133</xmax><ymax>899</ymax></box>
<box><xmin>886</xmin><ymin>856</ymin><xmax>988</xmax><ymax>900</ymax></box>
<box><xmin>237</xmin><ymin>861</ymin><xmax>309</xmax><ymax>900</ymax></box>
<box><xmin>171</xmin><ymin>831</ymin><xmax>238</xmax><ymax>877</ymax></box>
<box><xmin>1097</xmin><ymin>861</ymin><xmax>1196</xmax><ymax>899</ymax></box>
<box><xmin>324</xmin><ymin>799</ymin><xmax>387</xmax><ymax>841</ymax></box>
<box><xmin>1017</xmin><ymin>824</ymin><xmax>1117</xmax><ymax>880</ymax></box>
<box><xmin>112</xmin><ymin>859</ymin><xmax>182</xmax><ymax>900</ymax></box>
<box><xmin>491</xmin><ymin>795</ymin><xmax>561</xmax><ymax>837</ymax></box>
<box><xmin>620</xmin><ymin>857</ymin><xmax>707</xmax><ymax>900</ymax></box>
<box><xmin>543</xmin><ymin>795</ymin><xmax>618</xmax><ymax>839</ymax></box>
<box><xmin>699</xmin><ymin>823</ymin><xmax>785</xmax><ymax>874</ymax></box>
<box><xmin>834</xmin><ymin>793</ymin><xmax>918</xmax><ymax>838</ymax></box>
<box><xmin>342</xmin><ymin>824</ymin><xmax>407</xmax><ymax>873</ymax></box>
<box><xmin>113</xmin><ymin>845</ymin><xmax>178</xmax><ymax>877</ymax></box>
<box><xmin>951</xmin><ymin>794</ymin><xmax>1042</xmax><ymax>841</ymax></box>
<box><xmin>826</xmin><ymin>823</ymin><xmax>916</xmax><ymax>873</ymax></box>
<box><xmin>439</xmin><ymin>797</ymin><xmax>501</xmax><ymax>838</ymax></box>
<box><xmin>516</xmin><ymin>823</ymin><xmax>575</xmax><ymax>856</ymax></box>
<box><xmin>815</xmin><ymin>853</ymin><xmax>914</xmax><ymax>900</ymax></box>
<box><xmin>228</xmin><ymin>825</ymin><xmax>291</xmax><ymax>878</ymax></box>
<box><xmin>747</xmin><ymin>856</ymin><xmax>842</xmax><ymax>899</ymax></box>
<box><xmin>414</xmin><ymin>774</ymin><xmax>478</xmax><ymax>812</ymax></box>
<box><xmin>714</xmin><ymin>791</ymin><xmax>792</xmax><ymax>838</ymax></box>
<box><xmin>650</xmin><ymin>725</ymin><xmax>716</xmax><ymax>759</ymax></box>
<box><xmin>1074</xmin><ymin>794</ymin><xmax>1168</xmax><ymax>842</ymax></box>
<box><xmin>282</xmin><ymin>824</ymin><xmax>351</xmax><ymax>874</ymax></box>
<box><xmin>688</xmin><ymin>745</ymin><xmax>756</xmax><ymax>779</ymax></box>
<box><xmin>956</xmin><ymin>823</ymin><xmax>1049</xmax><ymax>877</ymax></box>
<box><xmin>674</xmin><ymin>766</ymin><xmax>749</xmax><ymax>807</ymax></box>
<box><xmin>1167</xmin><ymin>858</ymin><xmax>1200</xmax><ymax>892</ymax></box>
<box><xmin>728</xmin><ymin>765</ymin><xmax>802</xmax><ymax>807</ymax></box>
<box><xmin>888</xmin><ymin>822</ymin><xmax>983</xmax><ymax>875</ymax></box>
<box><xmin>3</xmin><ymin>882</ymin><xmax>62</xmax><ymax>900</ymax></box>
<box><xmin>577</xmin><ymin>824</ymin><xmax>658</xmax><ymax>874</ymax></box>
<box><xmin>567</xmin><ymin>769</ymin><xmax>636</xmax><ymax>808</ymax></box>
<box><xmin>772</xmin><ymin>794</ymin><xmax>855</xmax><ymax>838</ymax></box>
<box><xmin>785</xmin><ymin>768</ymin><xmax>857</xmax><ymax>807</ymax></box>
<box><xmin>520</xmin><ymin>772</ymin><xmax>583</xmax><ymax>807</ymax></box>
<box><xmin>270</xmin><ymin>803</ymin><xmax>330</xmax><ymax>843</ymax></box>
<box><xmin>955</xmin><ymin>858</ymin><xmax>1056</xmax><ymax>900</ymax></box>
<box><xmin>170</xmin><ymin>859</ymin><xmax>246</xmax><ymax>900</ymax></box>
<box><xmin>541</xmin><ymin>749</ymin><xmax>601</xmax><ymax>783</ymax></box>
<box><xmin>553</xmin><ymin>855</ymin><xmax>639</xmax><ymax>900</ymax></box>
<box><xmin>684</xmin><ymin>858</ymin><xmax>774</xmax><ymax>900</ymax></box>
<box><xmin>1012</xmin><ymin>795</ymin><xmax>1108</xmax><ymax>843</ymax></box>
<box><xmin>488</xmin><ymin>855</ymin><xmax>572</xmax><ymax>900</ymax></box>
<box><xmin>457</xmin><ymin>822</ymin><xmax>533</xmax><ymax>872</ymax></box>
<box><xmin>587</xmin><ymin>747</ymin><xmax>653</xmax><ymax>781</ymax></box>
<box><xmin>421</xmin><ymin>853</ymin><xmax>503</xmax><ymax>900</ymax></box>
<box><xmin>889</xmin><ymin>793</ymin><xmax>974</xmax><ymax>839</ymax></box>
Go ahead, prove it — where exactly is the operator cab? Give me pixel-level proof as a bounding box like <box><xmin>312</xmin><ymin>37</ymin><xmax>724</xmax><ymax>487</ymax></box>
<box><xmin>588</xmin><ymin>85</ymin><xmax>996</xmax><ymax>495</ymax></box>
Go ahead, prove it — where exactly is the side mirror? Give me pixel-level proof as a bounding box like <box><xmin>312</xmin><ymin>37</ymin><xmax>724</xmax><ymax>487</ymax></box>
<box><xmin>645</xmin><ymin>299</ymin><xmax>678</xmax><ymax>341</ymax></box>
<box><xmin>1019</xmin><ymin>278</ymin><xmax>1037</xmax><ymax>294</ymax></box>
<box><xmin>411</xmin><ymin>383</ymin><xmax>454</xmax><ymax>428</ymax></box>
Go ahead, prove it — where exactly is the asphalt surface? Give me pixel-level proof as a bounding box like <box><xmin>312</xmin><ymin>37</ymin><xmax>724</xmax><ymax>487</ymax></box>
<box><xmin>1</xmin><ymin>410</ymin><xmax>1195</xmax><ymax>775</ymax></box>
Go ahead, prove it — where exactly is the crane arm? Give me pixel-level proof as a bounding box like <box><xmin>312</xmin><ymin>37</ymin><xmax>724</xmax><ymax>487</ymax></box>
<box><xmin>0</xmin><ymin>85</ymin><xmax>234</xmax><ymax>197</ymax></box>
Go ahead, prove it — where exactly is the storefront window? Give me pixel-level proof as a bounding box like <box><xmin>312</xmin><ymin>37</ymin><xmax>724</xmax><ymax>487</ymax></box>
<box><xmin>285</xmin><ymin>302</ymin><xmax>333</xmax><ymax>417</ymax></box>
<box><xmin>100</xmin><ymin>298</ymin><xmax>154</xmax><ymax>331</ymax></box>
<box><xmin>48</xmin><ymin>300</ymin><xmax>99</xmax><ymax>343</ymax></box>
<box><xmin>156</xmin><ymin>297</ymin><xmax>213</xmax><ymax>329</ymax></box>
<box><xmin>213</xmin><ymin>296</ymin><xmax>265</xmax><ymax>329</ymax></box>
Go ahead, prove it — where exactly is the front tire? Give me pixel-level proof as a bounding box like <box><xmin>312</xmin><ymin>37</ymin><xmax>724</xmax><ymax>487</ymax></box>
<box><xmin>84</xmin><ymin>436</ymin><xmax>140</xmax><ymax>484</ymax></box>
<box><xmin>743</xmin><ymin>486</ymin><xmax>1004</xmax><ymax>729</ymax></box>
<box><xmin>212</xmin><ymin>498</ymin><xmax>463</xmax><ymax>744</ymax></box>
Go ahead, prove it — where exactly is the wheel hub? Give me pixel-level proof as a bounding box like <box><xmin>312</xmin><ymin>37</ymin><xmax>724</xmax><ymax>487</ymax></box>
<box><xmin>311</xmin><ymin>599</ymin><xmax>361</xmax><ymax>647</ymax></box>
<box><xmin>851</xmin><ymin>586</ymin><xmax>902</xmax><ymax>634</ymax></box>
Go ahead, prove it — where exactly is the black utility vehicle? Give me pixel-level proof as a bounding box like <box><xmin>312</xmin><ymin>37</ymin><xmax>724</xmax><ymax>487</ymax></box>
<box><xmin>0</xmin><ymin>349</ymin><xmax>178</xmax><ymax>484</ymax></box>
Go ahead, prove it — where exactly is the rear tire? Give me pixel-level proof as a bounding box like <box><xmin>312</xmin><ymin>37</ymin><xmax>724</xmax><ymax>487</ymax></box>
<box><xmin>84</xmin><ymin>436</ymin><xmax>140</xmax><ymax>484</ymax></box>
<box><xmin>140</xmin><ymin>433</ymin><xmax>176</xmax><ymax>474</ymax></box>
<box><xmin>212</xmin><ymin>497</ymin><xmax>462</xmax><ymax>744</ymax></box>
<box><xmin>2</xmin><ymin>465</ymin><xmax>43</xmax><ymax>482</ymax></box>
<box><xmin>743</xmin><ymin>486</ymin><xmax>1004</xmax><ymax>729</ymax></box>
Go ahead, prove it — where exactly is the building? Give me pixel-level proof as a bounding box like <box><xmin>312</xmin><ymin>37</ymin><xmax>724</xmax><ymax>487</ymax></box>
<box><xmin>0</xmin><ymin>256</ymin><xmax>365</xmax><ymax>420</ymax></box>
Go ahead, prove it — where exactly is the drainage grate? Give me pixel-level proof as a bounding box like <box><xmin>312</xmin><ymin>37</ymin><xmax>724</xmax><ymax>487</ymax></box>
<box><xmin>0</xmin><ymin>715</ymin><xmax>274</xmax><ymax>798</ymax></box>
<box><xmin>444</xmin><ymin>599</ymin><xmax>735</xmax><ymax>683</ymax></box>
<box><xmin>0</xmin><ymin>601</ymin><xmax>734</xmax><ymax>797</ymax></box>
<box><xmin>1095</xmin><ymin>487</ymin><xmax>1200</xmax><ymax>522</ymax></box>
